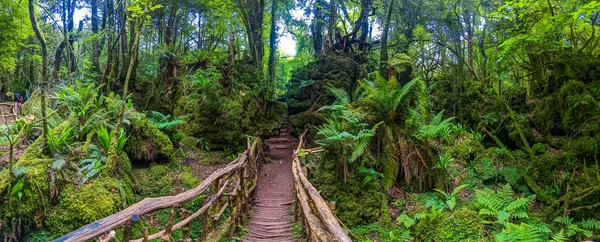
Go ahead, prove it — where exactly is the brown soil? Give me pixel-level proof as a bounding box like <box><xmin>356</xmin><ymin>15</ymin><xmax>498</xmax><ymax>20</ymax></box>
<box><xmin>244</xmin><ymin>118</ymin><xmax>298</xmax><ymax>242</ymax></box>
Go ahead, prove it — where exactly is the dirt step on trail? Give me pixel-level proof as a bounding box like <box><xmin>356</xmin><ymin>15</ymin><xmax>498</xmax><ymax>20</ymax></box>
<box><xmin>244</xmin><ymin>118</ymin><xmax>298</xmax><ymax>242</ymax></box>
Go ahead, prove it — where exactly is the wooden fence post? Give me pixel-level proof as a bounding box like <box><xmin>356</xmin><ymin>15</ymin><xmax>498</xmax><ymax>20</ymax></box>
<box><xmin>161</xmin><ymin>204</ymin><xmax>178</xmax><ymax>242</ymax></box>
<box><xmin>181</xmin><ymin>208</ymin><xmax>192</xmax><ymax>242</ymax></box>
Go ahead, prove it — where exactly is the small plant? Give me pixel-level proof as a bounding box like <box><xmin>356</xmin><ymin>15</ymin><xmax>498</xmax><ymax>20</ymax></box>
<box><xmin>78</xmin><ymin>145</ymin><xmax>107</xmax><ymax>181</ymax></box>
<box><xmin>435</xmin><ymin>153</ymin><xmax>454</xmax><ymax>169</ymax></box>
<box><xmin>221</xmin><ymin>146</ymin><xmax>238</xmax><ymax>160</ymax></box>
<box><xmin>96</xmin><ymin>126</ymin><xmax>128</xmax><ymax>155</ymax></box>
<box><xmin>195</xmin><ymin>137</ymin><xmax>210</xmax><ymax>151</ymax></box>
<box><xmin>471</xmin><ymin>131</ymin><xmax>484</xmax><ymax>142</ymax></box>
<box><xmin>433</xmin><ymin>184</ymin><xmax>469</xmax><ymax>211</ymax></box>
<box><xmin>358</xmin><ymin>167</ymin><xmax>383</xmax><ymax>188</ymax></box>
<box><xmin>47</xmin><ymin>125</ymin><xmax>75</xmax><ymax>154</ymax></box>
<box><xmin>452</xmin><ymin>123</ymin><xmax>467</xmax><ymax>135</ymax></box>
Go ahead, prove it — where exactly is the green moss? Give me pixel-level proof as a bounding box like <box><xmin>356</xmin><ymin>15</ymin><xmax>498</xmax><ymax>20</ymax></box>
<box><xmin>178</xmin><ymin>167</ymin><xmax>199</xmax><ymax>189</ymax></box>
<box><xmin>286</xmin><ymin>54</ymin><xmax>358</xmax><ymax>114</ymax></box>
<box><xmin>562</xmin><ymin>136</ymin><xmax>597</xmax><ymax>158</ymax></box>
<box><xmin>0</xmin><ymin>169</ymin><xmax>11</xmax><ymax>195</ymax></box>
<box><xmin>499</xmin><ymin>167</ymin><xmax>521</xmax><ymax>185</ymax></box>
<box><xmin>442</xmin><ymin>136</ymin><xmax>483</xmax><ymax>163</ymax></box>
<box><xmin>311</xmin><ymin>156</ymin><xmax>384</xmax><ymax>227</ymax></box>
<box><xmin>134</xmin><ymin>164</ymin><xmax>174</xmax><ymax>197</ymax></box>
<box><xmin>4</xmin><ymin>135</ymin><xmax>50</xmax><ymax>222</ymax></box>
<box><xmin>179</xmin><ymin>136</ymin><xmax>199</xmax><ymax>151</ymax></box>
<box><xmin>124</xmin><ymin>118</ymin><xmax>174</xmax><ymax>163</ymax></box>
<box><xmin>532</xmin><ymin>94</ymin><xmax>559</xmax><ymax>136</ymax></box>
<box><xmin>415</xmin><ymin>209</ymin><xmax>481</xmax><ymax>241</ymax></box>
<box><xmin>46</xmin><ymin>178</ymin><xmax>124</xmax><ymax>236</ymax></box>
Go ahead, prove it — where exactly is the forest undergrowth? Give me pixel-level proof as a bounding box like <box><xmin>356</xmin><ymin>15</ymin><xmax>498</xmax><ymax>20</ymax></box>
<box><xmin>1</xmin><ymin>0</ymin><xmax>600</xmax><ymax>241</ymax></box>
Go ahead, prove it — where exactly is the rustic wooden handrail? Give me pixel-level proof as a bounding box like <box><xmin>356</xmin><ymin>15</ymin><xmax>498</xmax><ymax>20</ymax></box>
<box><xmin>55</xmin><ymin>137</ymin><xmax>264</xmax><ymax>242</ymax></box>
<box><xmin>292</xmin><ymin>130</ymin><xmax>353</xmax><ymax>242</ymax></box>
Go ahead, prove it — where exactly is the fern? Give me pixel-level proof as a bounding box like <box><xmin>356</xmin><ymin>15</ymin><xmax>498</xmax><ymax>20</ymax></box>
<box><xmin>433</xmin><ymin>184</ymin><xmax>469</xmax><ymax>211</ymax></box>
<box><xmin>147</xmin><ymin>111</ymin><xmax>186</xmax><ymax>131</ymax></box>
<box><xmin>475</xmin><ymin>184</ymin><xmax>535</xmax><ymax>227</ymax></box>
<box><xmin>495</xmin><ymin>223</ymin><xmax>547</xmax><ymax>242</ymax></box>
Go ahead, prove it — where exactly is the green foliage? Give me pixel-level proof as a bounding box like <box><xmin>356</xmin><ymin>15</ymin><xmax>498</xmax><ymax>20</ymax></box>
<box><xmin>474</xmin><ymin>184</ymin><xmax>536</xmax><ymax>226</ymax></box>
<box><xmin>433</xmin><ymin>184</ymin><xmax>468</xmax><ymax>211</ymax></box>
<box><xmin>0</xmin><ymin>0</ymin><xmax>31</xmax><ymax>73</ymax></box>
<box><xmin>147</xmin><ymin>111</ymin><xmax>186</xmax><ymax>132</ymax></box>
<box><xmin>355</xmin><ymin>73</ymin><xmax>416</xmax><ymax>126</ymax></box>
<box><xmin>410</xmin><ymin>111</ymin><xmax>456</xmax><ymax>145</ymax></box>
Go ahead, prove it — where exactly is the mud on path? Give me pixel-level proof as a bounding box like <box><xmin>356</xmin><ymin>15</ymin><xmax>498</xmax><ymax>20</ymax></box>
<box><xmin>244</xmin><ymin>118</ymin><xmax>298</xmax><ymax>242</ymax></box>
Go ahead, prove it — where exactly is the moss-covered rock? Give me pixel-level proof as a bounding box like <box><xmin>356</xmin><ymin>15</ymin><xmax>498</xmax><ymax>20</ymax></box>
<box><xmin>286</xmin><ymin>54</ymin><xmax>358</xmax><ymax>114</ymax></box>
<box><xmin>46</xmin><ymin>178</ymin><xmax>124</xmax><ymax>236</ymax></box>
<box><xmin>124</xmin><ymin>118</ymin><xmax>173</xmax><ymax>164</ymax></box>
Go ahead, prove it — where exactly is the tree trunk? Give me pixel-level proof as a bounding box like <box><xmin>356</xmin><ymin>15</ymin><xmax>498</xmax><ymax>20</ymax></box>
<box><xmin>326</xmin><ymin>0</ymin><xmax>336</xmax><ymax>50</ymax></box>
<box><xmin>119</xmin><ymin>3</ymin><xmax>129</xmax><ymax>83</ymax></box>
<box><xmin>28</xmin><ymin>0</ymin><xmax>49</xmax><ymax>149</ymax></box>
<box><xmin>313</xmin><ymin>0</ymin><xmax>323</xmax><ymax>55</ymax></box>
<box><xmin>91</xmin><ymin>0</ymin><xmax>101</xmax><ymax>78</ymax></box>
<box><xmin>268</xmin><ymin>0</ymin><xmax>278</xmax><ymax>84</ymax></box>
<box><xmin>379</xmin><ymin>0</ymin><xmax>394</xmax><ymax>78</ymax></box>
<box><xmin>106</xmin><ymin>20</ymin><xmax>141</xmax><ymax>175</ymax></box>
<box><xmin>238</xmin><ymin>0</ymin><xmax>265</xmax><ymax>71</ymax></box>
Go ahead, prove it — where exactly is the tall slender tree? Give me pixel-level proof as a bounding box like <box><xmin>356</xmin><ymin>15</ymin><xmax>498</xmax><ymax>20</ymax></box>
<box><xmin>380</xmin><ymin>0</ymin><xmax>394</xmax><ymax>78</ymax></box>
<box><xmin>27</xmin><ymin>0</ymin><xmax>49</xmax><ymax>148</ymax></box>
<box><xmin>268</xmin><ymin>0</ymin><xmax>278</xmax><ymax>83</ymax></box>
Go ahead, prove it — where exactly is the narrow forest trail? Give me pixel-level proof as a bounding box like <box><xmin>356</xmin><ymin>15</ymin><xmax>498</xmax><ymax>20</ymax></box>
<box><xmin>244</xmin><ymin>118</ymin><xmax>298</xmax><ymax>242</ymax></box>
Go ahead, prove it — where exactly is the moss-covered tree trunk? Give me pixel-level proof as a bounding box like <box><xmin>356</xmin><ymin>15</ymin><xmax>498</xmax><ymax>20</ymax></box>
<box><xmin>28</xmin><ymin>0</ymin><xmax>49</xmax><ymax>150</ymax></box>
<box><xmin>106</xmin><ymin>20</ymin><xmax>141</xmax><ymax>175</ymax></box>
<box><xmin>379</xmin><ymin>0</ymin><xmax>394</xmax><ymax>79</ymax></box>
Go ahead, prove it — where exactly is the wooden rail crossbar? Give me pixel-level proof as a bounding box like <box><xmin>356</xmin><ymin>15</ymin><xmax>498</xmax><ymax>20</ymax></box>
<box><xmin>292</xmin><ymin>130</ymin><xmax>353</xmax><ymax>242</ymax></box>
<box><xmin>54</xmin><ymin>137</ymin><xmax>264</xmax><ymax>242</ymax></box>
<box><xmin>0</xmin><ymin>103</ymin><xmax>16</xmax><ymax>121</ymax></box>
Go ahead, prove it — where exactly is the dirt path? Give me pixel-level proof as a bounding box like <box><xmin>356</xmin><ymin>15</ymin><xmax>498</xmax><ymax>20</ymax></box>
<box><xmin>244</xmin><ymin>118</ymin><xmax>298</xmax><ymax>242</ymax></box>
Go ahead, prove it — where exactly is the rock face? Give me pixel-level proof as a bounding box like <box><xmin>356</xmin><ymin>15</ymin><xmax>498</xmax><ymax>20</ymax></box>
<box><xmin>244</xmin><ymin>118</ymin><xmax>298</xmax><ymax>242</ymax></box>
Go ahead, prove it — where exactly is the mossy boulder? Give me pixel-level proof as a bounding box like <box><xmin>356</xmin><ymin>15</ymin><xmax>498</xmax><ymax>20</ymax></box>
<box><xmin>46</xmin><ymin>178</ymin><xmax>125</xmax><ymax>236</ymax></box>
<box><xmin>286</xmin><ymin>54</ymin><xmax>358</xmax><ymax>114</ymax></box>
<box><xmin>124</xmin><ymin>118</ymin><xmax>173</xmax><ymax>164</ymax></box>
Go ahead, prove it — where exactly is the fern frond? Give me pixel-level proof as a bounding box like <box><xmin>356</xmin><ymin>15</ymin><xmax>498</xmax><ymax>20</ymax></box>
<box><xmin>582</xmin><ymin>218</ymin><xmax>600</xmax><ymax>230</ymax></box>
<box><xmin>551</xmin><ymin>230</ymin><xmax>567</xmax><ymax>242</ymax></box>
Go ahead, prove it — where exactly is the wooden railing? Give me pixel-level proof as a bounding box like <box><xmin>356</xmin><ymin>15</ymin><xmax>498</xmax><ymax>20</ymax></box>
<box><xmin>54</xmin><ymin>137</ymin><xmax>264</xmax><ymax>242</ymax></box>
<box><xmin>292</xmin><ymin>130</ymin><xmax>353</xmax><ymax>242</ymax></box>
<box><xmin>0</xmin><ymin>103</ymin><xmax>16</xmax><ymax>121</ymax></box>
